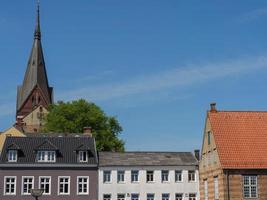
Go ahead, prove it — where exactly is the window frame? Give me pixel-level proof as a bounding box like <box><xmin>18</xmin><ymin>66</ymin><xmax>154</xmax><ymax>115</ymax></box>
<box><xmin>131</xmin><ymin>170</ymin><xmax>139</xmax><ymax>183</ymax></box>
<box><xmin>189</xmin><ymin>193</ymin><xmax>196</xmax><ymax>200</ymax></box>
<box><xmin>77</xmin><ymin>176</ymin><xmax>89</xmax><ymax>195</ymax></box>
<box><xmin>21</xmin><ymin>176</ymin><xmax>34</xmax><ymax>195</ymax></box>
<box><xmin>37</xmin><ymin>151</ymin><xmax>56</xmax><ymax>163</ymax></box>
<box><xmin>104</xmin><ymin>194</ymin><xmax>112</xmax><ymax>200</ymax></box>
<box><xmin>214</xmin><ymin>176</ymin><xmax>219</xmax><ymax>200</ymax></box>
<box><xmin>161</xmin><ymin>170</ymin><xmax>169</xmax><ymax>182</ymax></box>
<box><xmin>39</xmin><ymin>176</ymin><xmax>51</xmax><ymax>195</ymax></box>
<box><xmin>131</xmin><ymin>193</ymin><xmax>139</xmax><ymax>200</ymax></box>
<box><xmin>175</xmin><ymin>193</ymin><xmax>183</xmax><ymax>200</ymax></box>
<box><xmin>147</xmin><ymin>193</ymin><xmax>155</xmax><ymax>200</ymax></box>
<box><xmin>175</xmin><ymin>170</ymin><xmax>183</xmax><ymax>182</ymax></box>
<box><xmin>243</xmin><ymin>175</ymin><xmax>258</xmax><ymax>198</ymax></box>
<box><xmin>8</xmin><ymin>150</ymin><xmax>18</xmax><ymax>162</ymax></box>
<box><xmin>103</xmin><ymin>170</ymin><xmax>111</xmax><ymax>183</ymax></box>
<box><xmin>146</xmin><ymin>170</ymin><xmax>154</xmax><ymax>182</ymax></box>
<box><xmin>188</xmin><ymin>170</ymin><xmax>196</xmax><ymax>182</ymax></box>
<box><xmin>204</xmin><ymin>179</ymin><xmax>208</xmax><ymax>200</ymax></box>
<box><xmin>58</xmin><ymin>176</ymin><xmax>71</xmax><ymax>195</ymax></box>
<box><xmin>79</xmin><ymin>151</ymin><xmax>88</xmax><ymax>163</ymax></box>
<box><xmin>117</xmin><ymin>170</ymin><xmax>125</xmax><ymax>183</ymax></box>
<box><xmin>162</xmin><ymin>193</ymin><xmax>170</xmax><ymax>200</ymax></box>
<box><xmin>117</xmin><ymin>193</ymin><xmax>126</xmax><ymax>200</ymax></box>
<box><xmin>4</xmin><ymin>176</ymin><xmax>16</xmax><ymax>195</ymax></box>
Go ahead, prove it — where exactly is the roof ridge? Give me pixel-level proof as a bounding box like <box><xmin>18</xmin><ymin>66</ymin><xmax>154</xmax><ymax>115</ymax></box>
<box><xmin>210</xmin><ymin>110</ymin><xmax>267</xmax><ymax>113</ymax></box>
<box><xmin>100</xmin><ymin>151</ymin><xmax>193</xmax><ymax>153</ymax></box>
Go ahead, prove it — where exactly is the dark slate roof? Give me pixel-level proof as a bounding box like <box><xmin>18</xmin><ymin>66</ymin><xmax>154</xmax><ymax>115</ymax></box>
<box><xmin>16</xmin><ymin>5</ymin><xmax>53</xmax><ymax>111</ymax></box>
<box><xmin>99</xmin><ymin>152</ymin><xmax>198</xmax><ymax>167</ymax></box>
<box><xmin>0</xmin><ymin>136</ymin><xmax>97</xmax><ymax>166</ymax></box>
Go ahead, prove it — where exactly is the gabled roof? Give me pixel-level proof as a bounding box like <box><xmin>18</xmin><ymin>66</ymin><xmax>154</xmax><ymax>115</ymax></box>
<box><xmin>16</xmin><ymin>3</ymin><xmax>52</xmax><ymax>112</ymax></box>
<box><xmin>99</xmin><ymin>152</ymin><xmax>198</xmax><ymax>167</ymax></box>
<box><xmin>76</xmin><ymin>143</ymin><xmax>91</xmax><ymax>151</ymax></box>
<box><xmin>7</xmin><ymin>143</ymin><xmax>21</xmax><ymax>150</ymax></box>
<box><xmin>35</xmin><ymin>139</ymin><xmax>58</xmax><ymax>151</ymax></box>
<box><xmin>208</xmin><ymin>110</ymin><xmax>267</xmax><ymax>169</ymax></box>
<box><xmin>0</xmin><ymin>136</ymin><xmax>98</xmax><ymax>166</ymax></box>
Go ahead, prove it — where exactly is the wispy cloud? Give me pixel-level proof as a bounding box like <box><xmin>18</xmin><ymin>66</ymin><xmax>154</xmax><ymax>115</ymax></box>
<box><xmin>58</xmin><ymin>55</ymin><xmax>267</xmax><ymax>102</ymax></box>
<box><xmin>237</xmin><ymin>8</ymin><xmax>267</xmax><ymax>23</ymax></box>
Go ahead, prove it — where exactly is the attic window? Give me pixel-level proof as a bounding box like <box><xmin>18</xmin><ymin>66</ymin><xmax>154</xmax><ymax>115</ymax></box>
<box><xmin>37</xmin><ymin>151</ymin><xmax>56</xmax><ymax>162</ymax></box>
<box><xmin>8</xmin><ymin>150</ymin><xmax>17</xmax><ymax>162</ymax></box>
<box><xmin>79</xmin><ymin>151</ymin><xmax>88</xmax><ymax>162</ymax></box>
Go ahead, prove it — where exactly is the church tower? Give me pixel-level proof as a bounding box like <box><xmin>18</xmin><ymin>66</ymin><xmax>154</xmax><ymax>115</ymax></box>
<box><xmin>16</xmin><ymin>2</ymin><xmax>53</xmax><ymax>133</ymax></box>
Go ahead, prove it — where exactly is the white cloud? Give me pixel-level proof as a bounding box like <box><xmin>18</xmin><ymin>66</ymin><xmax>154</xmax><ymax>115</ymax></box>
<box><xmin>57</xmin><ymin>55</ymin><xmax>267</xmax><ymax>102</ymax></box>
<box><xmin>237</xmin><ymin>8</ymin><xmax>267</xmax><ymax>22</ymax></box>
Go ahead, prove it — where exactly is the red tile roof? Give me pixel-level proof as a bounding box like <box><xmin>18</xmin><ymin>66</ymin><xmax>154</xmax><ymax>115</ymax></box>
<box><xmin>208</xmin><ymin>111</ymin><xmax>267</xmax><ymax>169</ymax></box>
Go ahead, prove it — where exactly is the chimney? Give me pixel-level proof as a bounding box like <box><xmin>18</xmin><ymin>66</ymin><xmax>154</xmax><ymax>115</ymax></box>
<box><xmin>194</xmin><ymin>149</ymin><xmax>200</xmax><ymax>161</ymax></box>
<box><xmin>210</xmin><ymin>103</ymin><xmax>217</xmax><ymax>112</ymax></box>
<box><xmin>83</xmin><ymin>127</ymin><xmax>92</xmax><ymax>137</ymax></box>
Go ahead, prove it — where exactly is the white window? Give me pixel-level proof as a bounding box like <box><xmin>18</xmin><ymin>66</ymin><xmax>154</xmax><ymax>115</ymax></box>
<box><xmin>189</xmin><ymin>194</ymin><xmax>196</xmax><ymax>200</ymax></box>
<box><xmin>214</xmin><ymin>176</ymin><xmax>219</xmax><ymax>200</ymax></box>
<box><xmin>117</xmin><ymin>194</ymin><xmax>125</xmax><ymax>200</ymax></box>
<box><xmin>131</xmin><ymin>170</ymin><xmax>139</xmax><ymax>182</ymax></box>
<box><xmin>175</xmin><ymin>193</ymin><xmax>183</xmax><ymax>200</ymax></box>
<box><xmin>22</xmin><ymin>176</ymin><xmax>34</xmax><ymax>195</ymax></box>
<box><xmin>243</xmin><ymin>175</ymin><xmax>257</xmax><ymax>198</ymax></box>
<box><xmin>162</xmin><ymin>193</ymin><xmax>169</xmax><ymax>200</ymax></box>
<box><xmin>188</xmin><ymin>170</ymin><xmax>196</xmax><ymax>182</ymax></box>
<box><xmin>79</xmin><ymin>151</ymin><xmax>88</xmax><ymax>162</ymax></box>
<box><xmin>131</xmin><ymin>193</ymin><xmax>139</xmax><ymax>200</ymax></box>
<box><xmin>4</xmin><ymin>176</ymin><xmax>16</xmax><ymax>195</ymax></box>
<box><xmin>39</xmin><ymin>176</ymin><xmax>51</xmax><ymax>195</ymax></box>
<box><xmin>77</xmin><ymin>176</ymin><xmax>89</xmax><ymax>195</ymax></box>
<box><xmin>175</xmin><ymin>170</ymin><xmax>182</xmax><ymax>182</ymax></box>
<box><xmin>37</xmin><ymin>151</ymin><xmax>56</xmax><ymax>162</ymax></box>
<box><xmin>161</xmin><ymin>170</ymin><xmax>169</xmax><ymax>182</ymax></box>
<box><xmin>117</xmin><ymin>171</ymin><xmax>125</xmax><ymax>183</ymax></box>
<box><xmin>58</xmin><ymin>176</ymin><xmax>70</xmax><ymax>195</ymax></box>
<box><xmin>147</xmin><ymin>171</ymin><xmax>154</xmax><ymax>182</ymax></box>
<box><xmin>104</xmin><ymin>194</ymin><xmax>111</xmax><ymax>200</ymax></box>
<box><xmin>204</xmin><ymin>179</ymin><xmax>208</xmax><ymax>200</ymax></box>
<box><xmin>103</xmin><ymin>171</ymin><xmax>111</xmax><ymax>183</ymax></box>
<box><xmin>8</xmin><ymin>150</ymin><xmax>17</xmax><ymax>162</ymax></box>
<box><xmin>147</xmin><ymin>193</ymin><xmax>155</xmax><ymax>200</ymax></box>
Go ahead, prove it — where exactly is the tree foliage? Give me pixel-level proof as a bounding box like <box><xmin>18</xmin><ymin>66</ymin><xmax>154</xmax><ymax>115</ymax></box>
<box><xmin>43</xmin><ymin>99</ymin><xmax>124</xmax><ymax>152</ymax></box>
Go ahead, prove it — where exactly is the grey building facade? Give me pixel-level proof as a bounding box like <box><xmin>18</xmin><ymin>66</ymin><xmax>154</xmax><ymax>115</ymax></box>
<box><xmin>0</xmin><ymin>136</ymin><xmax>98</xmax><ymax>200</ymax></box>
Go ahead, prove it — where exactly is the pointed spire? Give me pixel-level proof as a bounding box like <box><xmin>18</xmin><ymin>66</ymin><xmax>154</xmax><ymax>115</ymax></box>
<box><xmin>34</xmin><ymin>0</ymin><xmax>41</xmax><ymax>40</ymax></box>
<box><xmin>16</xmin><ymin>0</ymin><xmax>53</xmax><ymax>113</ymax></box>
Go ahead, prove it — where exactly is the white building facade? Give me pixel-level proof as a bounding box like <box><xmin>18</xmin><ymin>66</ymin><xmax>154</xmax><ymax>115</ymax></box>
<box><xmin>98</xmin><ymin>152</ymin><xmax>200</xmax><ymax>200</ymax></box>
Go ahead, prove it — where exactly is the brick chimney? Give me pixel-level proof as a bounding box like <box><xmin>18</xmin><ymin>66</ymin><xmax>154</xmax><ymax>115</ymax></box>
<box><xmin>83</xmin><ymin>127</ymin><xmax>92</xmax><ymax>137</ymax></box>
<box><xmin>194</xmin><ymin>149</ymin><xmax>200</xmax><ymax>161</ymax></box>
<box><xmin>210</xmin><ymin>103</ymin><xmax>217</xmax><ymax>112</ymax></box>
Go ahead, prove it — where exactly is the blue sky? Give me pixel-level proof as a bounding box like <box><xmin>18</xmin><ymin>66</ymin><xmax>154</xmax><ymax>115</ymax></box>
<box><xmin>1</xmin><ymin>0</ymin><xmax>267</xmax><ymax>151</ymax></box>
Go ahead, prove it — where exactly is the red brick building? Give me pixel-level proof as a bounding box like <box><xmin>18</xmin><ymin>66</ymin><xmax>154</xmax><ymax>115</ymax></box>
<box><xmin>200</xmin><ymin>103</ymin><xmax>267</xmax><ymax>200</ymax></box>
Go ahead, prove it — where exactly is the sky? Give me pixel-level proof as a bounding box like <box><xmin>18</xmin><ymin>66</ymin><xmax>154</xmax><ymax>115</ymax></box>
<box><xmin>1</xmin><ymin>0</ymin><xmax>267</xmax><ymax>151</ymax></box>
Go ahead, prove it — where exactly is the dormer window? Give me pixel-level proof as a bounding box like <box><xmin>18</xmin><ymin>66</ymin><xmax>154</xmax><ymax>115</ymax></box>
<box><xmin>79</xmin><ymin>151</ymin><xmax>88</xmax><ymax>162</ymax></box>
<box><xmin>37</xmin><ymin>151</ymin><xmax>56</xmax><ymax>162</ymax></box>
<box><xmin>8</xmin><ymin>150</ymin><xmax>17</xmax><ymax>162</ymax></box>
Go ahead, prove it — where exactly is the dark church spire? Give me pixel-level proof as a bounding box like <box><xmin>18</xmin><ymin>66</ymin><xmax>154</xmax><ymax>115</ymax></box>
<box><xmin>34</xmin><ymin>0</ymin><xmax>41</xmax><ymax>40</ymax></box>
<box><xmin>16</xmin><ymin>1</ymin><xmax>53</xmax><ymax>114</ymax></box>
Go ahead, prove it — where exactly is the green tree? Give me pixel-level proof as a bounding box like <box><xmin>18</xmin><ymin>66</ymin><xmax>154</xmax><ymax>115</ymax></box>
<box><xmin>43</xmin><ymin>99</ymin><xmax>124</xmax><ymax>152</ymax></box>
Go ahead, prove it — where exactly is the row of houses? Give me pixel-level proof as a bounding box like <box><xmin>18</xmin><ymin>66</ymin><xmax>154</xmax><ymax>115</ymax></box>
<box><xmin>0</xmin><ymin>130</ymin><xmax>199</xmax><ymax>200</ymax></box>
<box><xmin>2</xmin><ymin>103</ymin><xmax>267</xmax><ymax>200</ymax></box>
<box><xmin>2</xmin><ymin>2</ymin><xmax>267</xmax><ymax>200</ymax></box>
